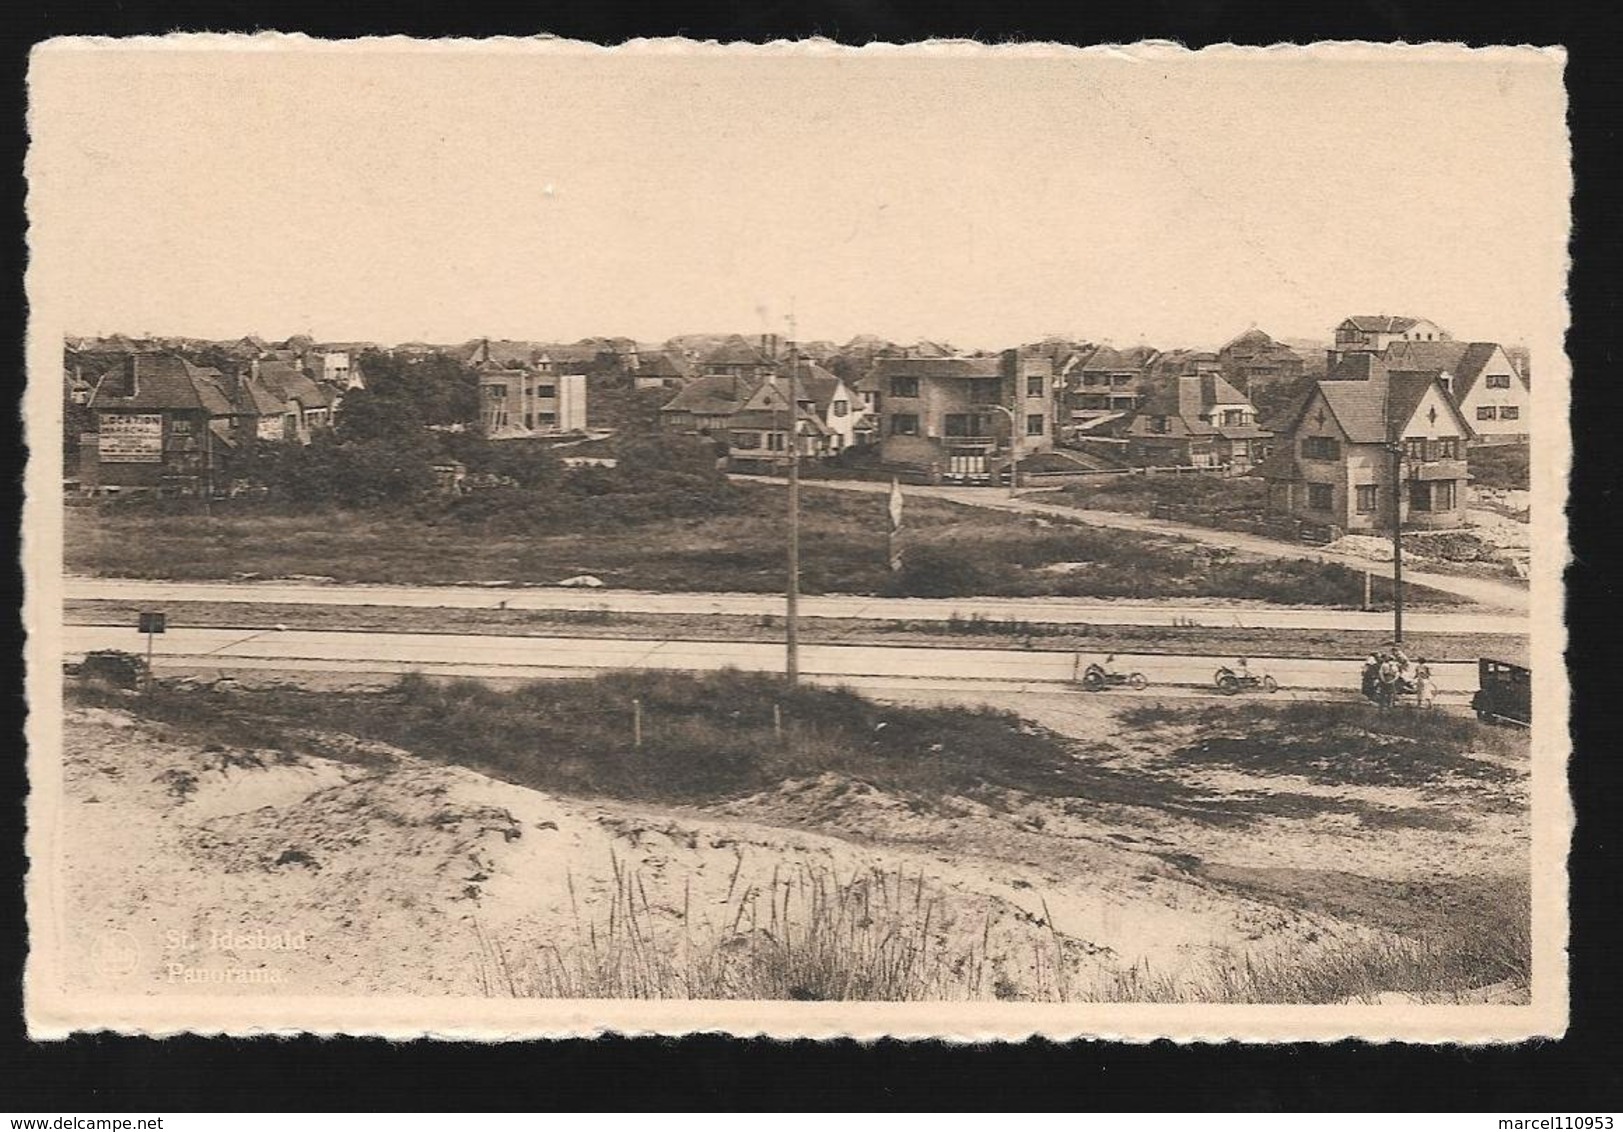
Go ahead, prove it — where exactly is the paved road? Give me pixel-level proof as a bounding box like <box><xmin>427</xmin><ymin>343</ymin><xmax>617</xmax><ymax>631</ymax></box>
<box><xmin>63</xmin><ymin>624</ymin><xmax>1479</xmax><ymax>698</ymax></box>
<box><xmin>792</xmin><ymin>478</ymin><xmax>1532</xmax><ymax>613</ymax></box>
<box><xmin>65</xmin><ymin>577</ymin><xmax>1527</xmax><ymax>637</ymax></box>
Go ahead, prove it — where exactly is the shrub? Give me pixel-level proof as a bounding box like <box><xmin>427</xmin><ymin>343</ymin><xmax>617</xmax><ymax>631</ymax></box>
<box><xmin>450</xmin><ymin>437</ymin><xmax>565</xmax><ymax>489</ymax></box>
<box><xmin>881</xmin><ymin>545</ymin><xmax>995</xmax><ymax>598</ymax></box>
<box><xmin>613</xmin><ymin>431</ymin><xmax>724</xmax><ymax>478</ymax></box>
<box><xmin>73</xmin><ymin>649</ymin><xmax>147</xmax><ymax>688</ymax></box>
<box><xmin>84</xmin><ymin>670</ymin><xmax>1103</xmax><ymax>808</ymax></box>
<box><xmin>258</xmin><ymin>434</ymin><xmax>439</xmax><ymax>507</ymax></box>
<box><xmin>1468</xmin><ymin>444</ymin><xmax>1530</xmax><ymax>491</ymax></box>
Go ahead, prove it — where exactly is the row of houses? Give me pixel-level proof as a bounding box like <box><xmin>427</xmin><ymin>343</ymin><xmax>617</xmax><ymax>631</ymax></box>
<box><xmin>658</xmin><ymin>333</ymin><xmax>1263</xmax><ymax>480</ymax></box>
<box><xmin>654</xmin><ymin>318</ymin><xmax>1531</xmax><ymax>533</ymax></box>
<box><xmin>67</xmin><ymin>316</ymin><xmax>1530</xmax><ymax>527</ymax></box>
<box><xmin>659</xmin><ymin>338</ymin><xmax>866</xmax><ymax>469</ymax></box>
<box><xmin>68</xmin><ymin>333</ymin><xmax>365</xmax><ymax>392</ymax></box>
<box><xmin>447</xmin><ymin>336</ymin><xmax>698</xmax><ymax>393</ymax></box>
<box><xmin>71</xmin><ymin>353</ymin><xmax>347</xmax><ymax>493</ymax></box>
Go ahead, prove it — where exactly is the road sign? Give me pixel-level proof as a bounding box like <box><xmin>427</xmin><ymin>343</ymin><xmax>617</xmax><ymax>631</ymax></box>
<box><xmin>138</xmin><ymin>611</ymin><xmax>166</xmax><ymax>635</ymax></box>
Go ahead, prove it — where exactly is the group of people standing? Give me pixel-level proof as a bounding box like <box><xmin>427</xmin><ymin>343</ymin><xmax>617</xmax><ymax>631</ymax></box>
<box><xmin>1362</xmin><ymin>646</ymin><xmax>1437</xmax><ymax>709</ymax></box>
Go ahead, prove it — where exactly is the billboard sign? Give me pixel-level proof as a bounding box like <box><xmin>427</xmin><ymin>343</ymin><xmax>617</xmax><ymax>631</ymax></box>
<box><xmin>98</xmin><ymin>413</ymin><xmax>165</xmax><ymax>462</ymax></box>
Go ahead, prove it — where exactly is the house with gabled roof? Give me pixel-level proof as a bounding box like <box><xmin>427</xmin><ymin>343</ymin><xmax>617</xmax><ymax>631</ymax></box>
<box><xmin>725</xmin><ymin>373</ymin><xmax>836</xmax><ymax>471</ymax></box>
<box><xmin>776</xmin><ymin>359</ymin><xmax>862</xmax><ymax>454</ymax></box>
<box><xmin>1121</xmin><ymin>372</ymin><xmax>1271</xmax><ymax>473</ymax></box>
<box><xmin>1257</xmin><ymin>355</ymin><xmax>1474</xmax><ymax>532</ymax></box>
<box><xmin>251</xmin><ymin>358</ymin><xmax>339</xmax><ymax>440</ymax></box>
<box><xmin>1062</xmin><ymin>344</ymin><xmax>1160</xmax><ymax>431</ymax></box>
<box><xmin>81</xmin><ymin>354</ymin><xmax>241</xmax><ymax>493</ymax></box>
<box><xmin>1330</xmin><ymin>315</ymin><xmax>1449</xmax><ymax>363</ymax></box>
<box><xmin>701</xmin><ymin>335</ymin><xmax>778</xmax><ymax>382</ymax></box>
<box><xmin>659</xmin><ymin>373</ymin><xmax>765</xmax><ymax>435</ymax></box>
<box><xmin>1217</xmin><ymin>328</ymin><xmax>1305</xmax><ymax>395</ymax></box>
<box><xmin>632</xmin><ymin>350</ymin><xmax>693</xmax><ymax>390</ymax></box>
<box><xmin>1380</xmin><ymin>339</ymin><xmax>1529</xmax><ymax>444</ymax></box>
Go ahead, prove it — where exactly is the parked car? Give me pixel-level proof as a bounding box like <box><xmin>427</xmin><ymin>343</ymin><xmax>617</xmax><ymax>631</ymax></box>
<box><xmin>1472</xmin><ymin>658</ymin><xmax>1530</xmax><ymax>727</ymax></box>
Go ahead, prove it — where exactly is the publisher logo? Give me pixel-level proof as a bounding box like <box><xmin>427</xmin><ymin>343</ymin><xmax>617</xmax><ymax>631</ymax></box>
<box><xmin>90</xmin><ymin>928</ymin><xmax>142</xmax><ymax>978</ymax></box>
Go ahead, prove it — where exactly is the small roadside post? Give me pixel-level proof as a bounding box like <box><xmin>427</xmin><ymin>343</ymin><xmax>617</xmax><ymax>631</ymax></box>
<box><xmin>137</xmin><ymin>610</ymin><xmax>166</xmax><ymax>690</ymax></box>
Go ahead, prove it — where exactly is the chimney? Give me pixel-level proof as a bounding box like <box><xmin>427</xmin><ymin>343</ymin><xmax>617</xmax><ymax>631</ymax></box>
<box><xmin>250</xmin><ymin>357</ymin><xmax>260</xmax><ymax>381</ymax></box>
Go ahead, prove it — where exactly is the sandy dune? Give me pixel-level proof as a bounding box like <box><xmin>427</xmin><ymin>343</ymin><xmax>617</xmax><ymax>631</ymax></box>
<box><xmin>52</xmin><ymin>694</ymin><xmax>1528</xmax><ymax>1003</ymax></box>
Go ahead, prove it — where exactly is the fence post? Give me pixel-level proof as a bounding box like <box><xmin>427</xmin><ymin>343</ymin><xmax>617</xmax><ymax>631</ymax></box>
<box><xmin>632</xmin><ymin>698</ymin><xmax>643</xmax><ymax>748</ymax></box>
<box><xmin>773</xmin><ymin>702</ymin><xmax>782</xmax><ymax>740</ymax></box>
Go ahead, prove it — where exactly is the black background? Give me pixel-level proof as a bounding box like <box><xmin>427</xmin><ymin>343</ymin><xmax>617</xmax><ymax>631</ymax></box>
<box><xmin>1</xmin><ymin>0</ymin><xmax>1617</xmax><ymax>1112</ymax></box>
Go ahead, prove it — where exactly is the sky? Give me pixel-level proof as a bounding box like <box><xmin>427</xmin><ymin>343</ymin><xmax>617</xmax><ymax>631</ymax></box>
<box><xmin>27</xmin><ymin>40</ymin><xmax>1569</xmax><ymax>352</ymax></box>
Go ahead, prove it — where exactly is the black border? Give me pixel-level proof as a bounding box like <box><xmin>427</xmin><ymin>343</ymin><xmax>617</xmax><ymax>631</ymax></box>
<box><xmin>3</xmin><ymin>0</ymin><xmax>1619</xmax><ymax>1112</ymax></box>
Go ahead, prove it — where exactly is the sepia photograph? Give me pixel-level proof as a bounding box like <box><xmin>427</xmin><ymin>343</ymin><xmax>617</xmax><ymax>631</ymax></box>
<box><xmin>22</xmin><ymin>37</ymin><xmax>1571</xmax><ymax>1042</ymax></box>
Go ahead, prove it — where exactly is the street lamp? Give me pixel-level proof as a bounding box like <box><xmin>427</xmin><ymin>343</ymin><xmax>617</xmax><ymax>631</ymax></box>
<box><xmin>981</xmin><ymin>404</ymin><xmax>1021</xmax><ymax>499</ymax></box>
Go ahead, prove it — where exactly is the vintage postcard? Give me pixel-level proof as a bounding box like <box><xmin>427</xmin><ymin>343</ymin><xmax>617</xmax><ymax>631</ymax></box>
<box><xmin>23</xmin><ymin>37</ymin><xmax>1571</xmax><ymax>1041</ymax></box>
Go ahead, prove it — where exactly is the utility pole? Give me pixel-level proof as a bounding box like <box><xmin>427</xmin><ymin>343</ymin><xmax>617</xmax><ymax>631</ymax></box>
<box><xmin>785</xmin><ymin>313</ymin><xmax>801</xmax><ymax>687</ymax></box>
<box><xmin>1379</xmin><ymin>373</ymin><xmax>1405</xmax><ymax>649</ymax></box>
<box><xmin>1390</xmin><ymin>439</ymin><xmax>1404</xmax><ymax>646</ymax></box>
<box><xmin>202</xmin><ymin>412</ymin><xmax>213</xmax><ymax>518</ymax></box>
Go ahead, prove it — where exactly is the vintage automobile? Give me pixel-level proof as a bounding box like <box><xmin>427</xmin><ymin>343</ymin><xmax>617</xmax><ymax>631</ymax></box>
<box><xmin>1213</xmin><ymin>663</ymin><xmax>1278</xmax><ymax>695</ymax></box>
<box><xmin>1472</xmin><ymin>657</ymin><xmax>1531</xmax><ymax>728</ymax></box>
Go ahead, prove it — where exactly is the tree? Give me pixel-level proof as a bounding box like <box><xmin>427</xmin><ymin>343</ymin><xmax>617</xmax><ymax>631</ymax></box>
<box><xmin>588</xmin><ymin>384</ymin><xmax>669</xmax><ymax>433</ymax></box>
<box><xmin>334</xmin><ymin>387</ymin><xmax>426</xmax><ymax>445</ymax></box>
<box><xmin>355</xmin><ymin>349</ymin><xmax>480</xmax><ymax>426</ymax></box>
